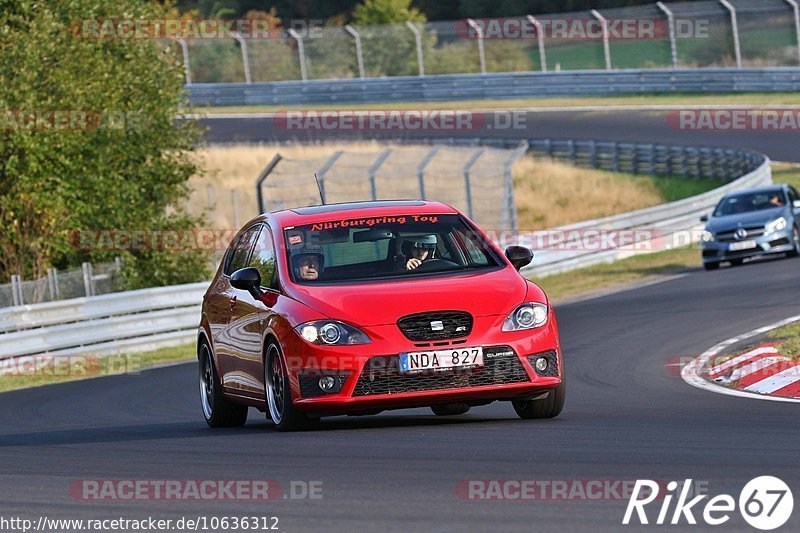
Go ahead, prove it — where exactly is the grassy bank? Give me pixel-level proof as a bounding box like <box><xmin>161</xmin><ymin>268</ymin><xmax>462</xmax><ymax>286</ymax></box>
<box><xmin>191</xmin><ymin>93</ymin><xmax>800</xmax><ymax>114</ymax></box>
<box><xmin>0</xmin><ymin>343</ymin><xmax>196</xmax><ymax>393</ymax></box>
<box><xmin>531</xmin><ymin>245</ymin><xmax>699</xmax><ymax>302</ymax></box>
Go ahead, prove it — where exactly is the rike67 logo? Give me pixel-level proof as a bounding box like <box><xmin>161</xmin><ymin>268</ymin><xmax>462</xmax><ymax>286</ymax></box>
<box><xmin>623</xmin><ymin>477</ymin><xmax>793</xmax><ymax>530</ymax></box>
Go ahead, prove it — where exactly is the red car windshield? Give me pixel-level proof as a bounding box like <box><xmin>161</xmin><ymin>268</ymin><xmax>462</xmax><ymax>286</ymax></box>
<box><xmin>284</xmin><ymin>214</ymin><xmax>501</xmax><ymax>284</ymax></box>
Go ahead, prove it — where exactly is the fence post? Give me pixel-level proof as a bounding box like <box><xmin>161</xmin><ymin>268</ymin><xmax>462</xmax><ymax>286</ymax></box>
<box><xmin>232</xmin><ymin>32</ymin><xmax>252</xmax><ymax>83</ymax></box>
<box><xmin>462</xmin><ymin>148</ymin><xmax>486</xmax><ymax>220</ymax></box>
<box><xmin>231</xmin><ymin>190</ymin><xmax>241</xmax><ymax>229</ymax></box>
<box><xmin>47</xmin><ymin>268</ymin><xmax>59</xmax><ymax>301</ymax></box>
<box><xmin>368</xmin><ymin>149</ymin><xmax>393</xmax><ymax>200</ymax></box>
<box><xmin>82</xmin><ymin>262</ymin><xmax>94</xmax><ymax>297</ymax></box>
<box><xmin>206</xmin><ymin>184</ymin><xmax>214</xmax><ymax>209</ymax></box>
<box><xmin>591</xmin><ymin>10</ymin><xmax>612</xmax><ymax>70</ymax></box>
<box><xmin>177</xmin><ymin>38</ymin><xmax>191</xmax><ymax>84</ymax></box>
<box><xmin>656</xmin><ymin>2</ymin><xmax>679</xmax><ymax>69</ymax></box>
<box><xmin>255</xmin><ymin>154</ymin><xmax>283</xmax><ymax>214</ymax></box>
<box><xmin>345</xmin><ymin>25</ymin><xmax>365</xmax><ymax>79</ymax></box>
<box><xmin>406</xmin><ymin>22</ymin><xmax>426</xmax><ymax>76</ymax></box>
<box><xmin>416</xmin><ymin>146</ymin><xmax>439</xmax><ymax>199</ymax></box>
<box><xmin>288</xmin><ymin>28</ymin><xmax>308</xmax><ymax>81</ymax></box>
<box><xmin>786</xmin><ymin>0</ymin><xmax>800</xmax><ymax>65</ymax></box>
<box><xmin>503</xmin><ymin>141</ymin><xmax>528</xmax><ymax>231</ymax></box>
<box><xmin>316</xmin><ymin>151</ymin><xmax>345</xmax><ymax>204</ymax></box>
<box><xmin>466</xmin><ymin>19</ymin><xmax>487</xmax><ymax>74</ymax></box>
<box><xmin>567</xmin><ymin>140</ymin><xmax>576</xmax><ymax>165</ymax></box>
<box><xmin>589</xmin><ymin>140</ymin><xmax>598</xmax><ymax>167</ymax></box>
<box><xmin>612</xmin><ymin>142</ymin><xmax>620</xmax><ymax>172</ymax></box>
<box><xmin>526</xmin><ymin>15</ymin><xmax>548</xmax><ymax>72</ymax></box>
<box><xmin>11</xmin><ymin>274</ymin><xmax>23</xmax><ymax>306</ymax></box>
<box><xmin>719</xmin><ymin>0</ymin><xmax>742</xmax><ymax>68</ymax></box>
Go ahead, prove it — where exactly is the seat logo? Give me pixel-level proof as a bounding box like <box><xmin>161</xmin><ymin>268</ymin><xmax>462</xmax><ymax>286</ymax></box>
<box><xmin>430</xmin><ymin>320</ymin><xmax>444</xmax><ymax>331</ymax></box>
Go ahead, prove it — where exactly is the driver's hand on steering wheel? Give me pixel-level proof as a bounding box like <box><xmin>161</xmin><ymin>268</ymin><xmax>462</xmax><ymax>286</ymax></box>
<box><xmin>406</xmin><ymin>258</ymin><xmax>423</xmax><ymax>270</ymax></box>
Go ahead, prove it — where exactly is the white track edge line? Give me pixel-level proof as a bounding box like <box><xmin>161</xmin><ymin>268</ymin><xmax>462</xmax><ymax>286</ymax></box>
<box><xmin>681</xmin><ymin>314</ymin><xmax>800</xmax><ymax>403</ymax></box>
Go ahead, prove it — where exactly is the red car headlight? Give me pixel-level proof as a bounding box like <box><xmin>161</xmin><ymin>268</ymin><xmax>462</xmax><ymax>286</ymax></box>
<box><xmin>296</xmin><ymin>320</ymin><xmax>371</xmax><ymax>345</ymax></box>
<box><xmin>502</xmin><ymin>303</ymin><xmax>548</xmax><ymax>332</ymax></box>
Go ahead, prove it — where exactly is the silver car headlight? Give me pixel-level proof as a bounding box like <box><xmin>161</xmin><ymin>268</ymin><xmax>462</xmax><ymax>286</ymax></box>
<box><xmin>701</xmin><ymin>230</ymin><xmax>714</xmax><ymax>242</ymax></box>
<box><xmin>765</xmin><ymin>217</ymin><xmax>787</xmax><ymax>234</ymax></box>
<box><xmin>296</xmin><ymin>321</ymin><xmax>371</xmax><ymax>345</ymax></box>
<box><xmin>502</xmin><ymin>303</ymin><xmax>548</xmax><ymax>332</ymax></box>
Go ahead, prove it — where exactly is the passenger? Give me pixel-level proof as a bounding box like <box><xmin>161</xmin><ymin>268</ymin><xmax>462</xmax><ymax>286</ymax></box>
<box><xmin>404</xmin><ymin>235</ymin><xmax>437</xmax><ymax>271</ymax></box>
<box><xmin>292</xmin><ymin>248</ymin><xmax>324</xmax><ymax>280</ymax></box>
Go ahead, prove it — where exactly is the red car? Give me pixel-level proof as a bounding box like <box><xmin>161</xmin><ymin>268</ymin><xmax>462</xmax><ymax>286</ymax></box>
<box><xmin>198</xmin><ymin>200</ymin><xmax>565</xmax><ymax>430</ymax></box>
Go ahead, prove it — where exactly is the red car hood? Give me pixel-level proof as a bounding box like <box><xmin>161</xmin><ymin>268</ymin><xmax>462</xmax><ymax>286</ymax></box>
<box><xmin>286</xmin><ymin>267</ymin><xmax>529</xmax><ymax>326</ymax></box>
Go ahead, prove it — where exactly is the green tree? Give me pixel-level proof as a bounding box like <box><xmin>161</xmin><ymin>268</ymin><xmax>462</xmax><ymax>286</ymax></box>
<box><xmin>0</xmin><ymin>0</ymin><xmax>209</xmax><ymax>288</ymax></box>
<box><xmin>353</xmin><ymin>0</ymin><xmax>426</xmax><ymax>25</ymax></box>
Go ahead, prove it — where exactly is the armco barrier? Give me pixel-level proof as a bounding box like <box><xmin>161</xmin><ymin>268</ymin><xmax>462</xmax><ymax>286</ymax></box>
<box><xmin>187</xmin><ymin>68</ymin><xmax>800</xmax><ymax>107</ymax></box>
<box><xmin>0</xmin><ymin>283</ymin><xmax>207</xmax><ymax>360</ymax></box>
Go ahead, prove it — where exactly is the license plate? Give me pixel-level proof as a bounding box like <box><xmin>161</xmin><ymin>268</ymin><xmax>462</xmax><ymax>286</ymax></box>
<box><xmin>399</xmin><ymin>347</ymin><xmax>484</xmax><ymax>373</ymax></box>
<box><xmin>729</xmin><ymin>240</ymin><xmax>757</xmax><ymax>251</ymax></box>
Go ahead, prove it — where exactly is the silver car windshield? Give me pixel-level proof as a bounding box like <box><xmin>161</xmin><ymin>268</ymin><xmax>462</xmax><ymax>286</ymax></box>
<box><xmin>713</xmin><ymin>191</ymin><xmax>786</xmax><ymax>217</ymax></box>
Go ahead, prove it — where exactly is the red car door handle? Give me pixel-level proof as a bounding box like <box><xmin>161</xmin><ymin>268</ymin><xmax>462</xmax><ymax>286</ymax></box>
<box><xmin>229</xmin><ymin>296</ymin><xmax>237</xmax><ymax>311</ymax></box>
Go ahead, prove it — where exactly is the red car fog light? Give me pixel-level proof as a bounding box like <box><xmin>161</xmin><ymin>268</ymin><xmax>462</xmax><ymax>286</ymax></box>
<box><xmin>527</xmin><ymin>350</ymin><xmax>559</xmax><ymax>377</ymax></box>
<box><xmin>298</xmin><ymin>372</ymin><xmax>350</xmax><ymax>398</ymax></box>
<box><xmin>318</xmin><ymin>375</ymin><xmax>341</xmax><ymax>393</ymax></box>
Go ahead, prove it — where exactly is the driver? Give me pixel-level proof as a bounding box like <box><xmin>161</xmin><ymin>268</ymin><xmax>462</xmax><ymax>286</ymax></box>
<box><xmin>404</xmin><ymin>235</ymin><xmax>437</xmax><ymax>271</ymax></box>
<box><xmin>292</xmin><ymin>246</ymin><xmax>324</xmax><ymax>280</ymax></box>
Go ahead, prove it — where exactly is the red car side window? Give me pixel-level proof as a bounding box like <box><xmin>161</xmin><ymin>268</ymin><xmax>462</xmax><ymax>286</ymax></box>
<box><xmin>224</xmin><ymin>225</ymin><xmax>260</xmax><ymax>276</ymax></box>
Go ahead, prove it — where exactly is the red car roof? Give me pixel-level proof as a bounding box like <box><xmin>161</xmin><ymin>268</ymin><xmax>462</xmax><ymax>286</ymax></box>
<box><xmin>265</xmin><ymin>200</ymin><xmax>460</xmax><ymax>228</ymax></box>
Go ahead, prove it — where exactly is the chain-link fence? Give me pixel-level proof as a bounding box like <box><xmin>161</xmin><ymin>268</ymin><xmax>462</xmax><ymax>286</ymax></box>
<box><xmin>250</xmin><ymin>143</ymin><xmax>527</xmax><ymax>232</ymax></box>
<box><xmin>177</xmin><ymin>0</ymin><xmax>800</xmax><ymax>84</ymax></box>
<box><xmin>0</xmin><ymin>260</ymin><xmax>124</xmax><ymax>308</ymax></box>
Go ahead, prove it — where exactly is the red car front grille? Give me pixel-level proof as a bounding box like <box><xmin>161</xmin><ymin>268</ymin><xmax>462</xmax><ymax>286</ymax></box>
<box><xmin>351</xmin><ymin>346</ymin><xmax>530</xmax><ymax>396</ymax></box>
<box><xmin>396</xmin><ymin>311</ymin><xmax>473</xmax><ymax>341</ymax></box>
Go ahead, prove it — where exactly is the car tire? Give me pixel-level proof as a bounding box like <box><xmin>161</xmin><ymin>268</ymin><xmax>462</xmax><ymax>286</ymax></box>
<box><xmin>788</xmin><ymin>227</ymin><xmax>800</xmax><ymax>258</ymax></box>
<box><xmin>512</xmin><ymin>379</ymin><xmax>565</xmax><ymax>420</ymax></box>
<box><xmin>704</xmin><ymin>262</ymin><xmax>719</xmax><ymax>271</ymax></box>
<box><xmin>199</xmin><ymin>341</ymin><xmax>248</xmax><ymax>428</ymax></box>
<box><xmin>265</xmin><ymin>342</ymin><xmax>317</xmax><ymax>432</ymax></box>
<box><xmin>431</xmin><ymin>402</ymin><xmax>471</xmax><ymax>416</ymax></box>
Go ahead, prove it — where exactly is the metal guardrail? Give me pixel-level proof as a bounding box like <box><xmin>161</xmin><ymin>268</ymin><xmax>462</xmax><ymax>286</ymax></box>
<box><xmin>0</xmin><ymin>283</ymin><xmax>207</xmax><ymax>360</ymax></box>
<box><xmin>187</xmin><ymin>68</ymin><xmax>800</xmax><ymax>107</ymax></box>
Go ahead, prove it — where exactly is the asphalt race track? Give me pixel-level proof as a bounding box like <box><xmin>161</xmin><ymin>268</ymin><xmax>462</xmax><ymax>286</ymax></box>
<box><xmin>2</xmin><ymin>257</ymin><xmax>799</xmax><ymax>532</ymax></box>
<box><xmin>199</xmin><ymin>109</ymin><xmax>800</xmax><ymax>163</ymax></box>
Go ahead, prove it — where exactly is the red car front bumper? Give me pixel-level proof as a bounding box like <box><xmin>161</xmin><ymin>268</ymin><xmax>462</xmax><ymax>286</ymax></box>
<box><xmin>282</xmin><ymin>313</ymin><xmax>563</xmax><ymax>414</ymax></box>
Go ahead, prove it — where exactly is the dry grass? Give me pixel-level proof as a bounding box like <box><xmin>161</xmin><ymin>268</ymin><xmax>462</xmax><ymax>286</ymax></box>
<box><xmin>188</xmin><ymin>143</ymin><xmax>722</xmax><ymax>231</ymax></box>
<box><xmin>512</xmin><ymin>157</ymin><xmax>667</xmax><ymax>229</ymax></box>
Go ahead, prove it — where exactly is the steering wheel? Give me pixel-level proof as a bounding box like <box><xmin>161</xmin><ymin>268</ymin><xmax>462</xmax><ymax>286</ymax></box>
<box><xmin>414</xmin><ymin>258</ymin><xmax>460</xmax><ymax>273</ymax></box>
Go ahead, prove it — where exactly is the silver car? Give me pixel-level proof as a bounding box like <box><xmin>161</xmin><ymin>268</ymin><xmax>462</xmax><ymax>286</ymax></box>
<box><xmin>700</xmin><ymin>184</ymin><xmax>800</xmax><ymax>270</ymax></box>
